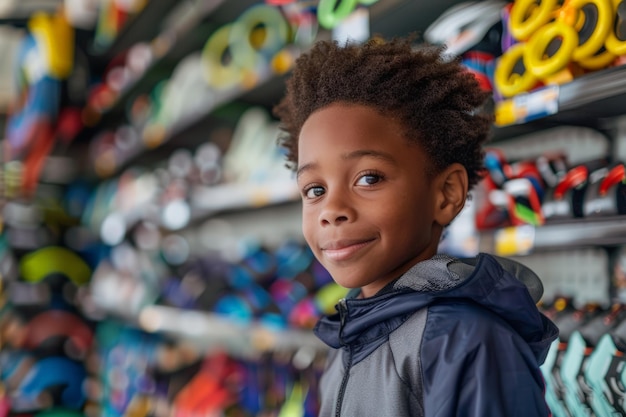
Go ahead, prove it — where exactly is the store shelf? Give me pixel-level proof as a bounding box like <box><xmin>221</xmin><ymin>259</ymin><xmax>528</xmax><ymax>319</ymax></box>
<box><xmin>97</xmin><ymin>69</ymin><xmax>289</xmax><ymax>176</ymax></box>
<box><xmin>76</xmin><ymin>2</ymin><xmax>233</xmax><ymax>143</ymax></box>
<box><xmin>479</xmin><ymin>215</ymin><xmax>626</xmax><ymax>255</ymax></box>
<box><xmin>137</xmin><ymin>305</ymin><xmax>327</xmax><ymax>356</ymax></box>
<box><xmin>189</xmin><ymin>178</ymin><xmax>299</xmax><ymax>222</ymax></box>
<box><xmin>105</xmin><ymin>178</ymin><xmax>299</xmax><ymax>238</ymax></box>
<box><xmin>89</xmin><ymin>0</ymin><xmax>180</xmax><ymax>61</ymax></box>
<box><xmin>71</xmin><ymin>0</ymin><xmax>472</xmax><ymax>163</ymax></box>
<box><xmin>492</xmin><ymin>65</ymin><xmax>626</xmax><ymax>141</ymax></box>
<box><xmin>75</xmin><ymin>22</ymin><xmax>221</xmax><ymax>143</ymax></box>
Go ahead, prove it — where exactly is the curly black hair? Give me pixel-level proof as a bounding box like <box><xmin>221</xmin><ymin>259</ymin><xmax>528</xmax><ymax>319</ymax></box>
<box><xmin>273</xmin><ymin>37</ymin><xmax>493</xmax><ymax>188</ymax></box>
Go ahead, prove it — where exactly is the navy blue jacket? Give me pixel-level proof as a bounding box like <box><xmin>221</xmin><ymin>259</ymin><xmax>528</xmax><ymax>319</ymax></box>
<box><xmin>314</xmin><ymin>253</ymin><xmax>559</xmax><ymax>416</ymax></box>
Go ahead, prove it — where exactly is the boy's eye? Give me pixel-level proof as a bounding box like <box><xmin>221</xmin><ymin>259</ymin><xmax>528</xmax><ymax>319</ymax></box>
<box><xmin>356</xmin><ymin>174</ymin><xmax>382</xmax><ymax>186</ymax></box>
<box><xmin>305</xmin><ymin>186</ymin><xmax>325</xmax><ymax>199</ymax></box>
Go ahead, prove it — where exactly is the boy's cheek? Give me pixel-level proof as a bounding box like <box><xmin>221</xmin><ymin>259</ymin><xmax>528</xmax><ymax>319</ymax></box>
<box><xmin>301</xmin><ymin>229</ymin><xmax>316</xmax><ymax>253</ymax></box>
<box><xmin>301</xmin><ymin>213</ymin><xmax>315</xmax><ymax>241</ymax></box>
<box><xmin>301</xmin><ymin>227</ymin><xmax>323</xmax><ymax>261</ymax></box>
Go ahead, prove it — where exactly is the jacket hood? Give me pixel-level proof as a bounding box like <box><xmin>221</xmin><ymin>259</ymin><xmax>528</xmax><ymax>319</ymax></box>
<box><xmin>314</xmin><ymin>253</ymin><xmax>559</xmax><ymax>364</ymax></box>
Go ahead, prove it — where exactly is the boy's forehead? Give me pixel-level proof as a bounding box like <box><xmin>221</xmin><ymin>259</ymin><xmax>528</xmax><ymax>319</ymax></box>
<box><xmin>297</xmin><ymin>103</ymin><xmax>430</xmax><ymax>171</ymax></box>
<box><xmin>300</xmin><ymin>103</ymin><xmax>405</xmax><ymax>137</ymax></box>
<box><xmin>299</xmin><ymin>104</ymin><xmax>418</xmax><ymax>148</ymax></box>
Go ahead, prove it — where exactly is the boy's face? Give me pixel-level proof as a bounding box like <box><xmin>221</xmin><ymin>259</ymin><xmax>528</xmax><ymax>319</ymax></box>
<box><xmin>297</xmin><ymin>103</ymin><xmax>445</xmax><ymax>297</ymax></box>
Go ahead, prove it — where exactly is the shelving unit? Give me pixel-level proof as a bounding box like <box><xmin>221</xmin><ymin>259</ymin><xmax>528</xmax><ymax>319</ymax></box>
<box><xmin>78</xmin><ymin>1</ymin><xmax>230</xmax><ymax>137</ymax></box>
<box><xmin>3</xmin><ymin>1</ymin><xmax>626</xmax><ymax>414</ymax></box>
<box><xmin>137</xmin><ymin>305</ymin><xmax>327</xmax><ymax>356</ymax></box>
<box><xmin>89</xmin><ymin>0</ymin><xmax>180</xmax><ymax>60</ymax></box>
<box><xmin>479</xmin><ymin>215</ymin><xmax>626</xmax><ymax>256</ymax></box>
<box><xmin>492</xmin><ymin>65</ymin><xmax>626</xmax><ymax>141</ymax></box>
<box><xmin>65</xmin><ymin>0</ymin><xmax>475</xmax><ymax>176</ymax></box>
<box><xmin>105</xmin><ymin>69</ymin><xmax>290</xmax><ymax>175</ymax></box>
<box><xmin>189</xmin><ymin>178</ymin><xmax>299</xmax><ymax>221</ymax></box>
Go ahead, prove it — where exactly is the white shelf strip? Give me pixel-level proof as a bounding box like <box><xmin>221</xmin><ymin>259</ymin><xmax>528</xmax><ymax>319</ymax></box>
<box><xmin>189</xmin><ymin>178</ymin><xmax>299</xmax><ymax>219</ymax></box>
<box><xmin>138</xmin><ymin>305</ymin><xmax>328</xmax><ymax>355</ymax></box>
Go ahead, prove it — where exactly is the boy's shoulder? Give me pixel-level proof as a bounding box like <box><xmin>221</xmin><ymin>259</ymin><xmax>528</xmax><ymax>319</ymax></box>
<box><xmin>388</xmin><ymin>296</ymin><xmax>516</xmax><ymax>349</ymax></box>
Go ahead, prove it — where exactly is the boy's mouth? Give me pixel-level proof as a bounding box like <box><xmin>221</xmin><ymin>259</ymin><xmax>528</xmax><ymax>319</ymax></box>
<box><xmin>321</xmin><ymin>238</ymin><xmax>375</xmax><ymax>262</ymax></box>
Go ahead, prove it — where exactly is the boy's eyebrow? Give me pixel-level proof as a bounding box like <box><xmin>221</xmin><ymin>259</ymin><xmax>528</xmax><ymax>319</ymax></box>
<box><xmin>296</xmin><ymin>149</ymin><xmax>396</xmax><ymax>179</ymax></box>
<box><xmin>297</xmin><ymin>162</ymin><xmax>317</xmax><ymax>179</ymax></box>
<box><xmin>342</xmin><ymin>149</ymin><xmax>397</xmax><ymax>164</ymax></box>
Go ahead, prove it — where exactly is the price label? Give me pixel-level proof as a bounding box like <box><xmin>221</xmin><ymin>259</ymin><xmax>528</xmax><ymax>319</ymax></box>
<box><xmin>494</xmin><ymin>225</ymin><xmax>536</xmax><ymax>256</ymax></box>
<box><xmin>495</xmin><ymin>85</ymin><xmax>559</xmax><ymax>126</ymax></box>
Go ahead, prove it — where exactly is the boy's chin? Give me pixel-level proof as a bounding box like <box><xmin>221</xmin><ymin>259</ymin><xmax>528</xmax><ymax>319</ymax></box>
<box><xmin>326</xmin><ymin>269</ymin><xmax>375</xmax><ymax>292</ymax></box>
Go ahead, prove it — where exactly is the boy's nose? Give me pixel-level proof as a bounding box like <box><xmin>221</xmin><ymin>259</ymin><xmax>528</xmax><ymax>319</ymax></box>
<box><xmin>319</xmin><ymin>191</ymin><xmax>354</xmax><ymax>226</ymax></box>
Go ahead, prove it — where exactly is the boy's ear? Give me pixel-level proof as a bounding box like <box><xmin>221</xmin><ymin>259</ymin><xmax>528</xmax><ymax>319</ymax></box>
<box><xmin>433</xmin><ymin>163</ymin><xmax>468</xmax><ymax>227</ymax></box>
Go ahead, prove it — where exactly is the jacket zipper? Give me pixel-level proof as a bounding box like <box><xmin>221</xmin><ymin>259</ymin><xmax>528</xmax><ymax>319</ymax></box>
<box><xmin>335</xmin><ymin>298</ymin><xmax>351</xmax><ymax>417</ymax></box>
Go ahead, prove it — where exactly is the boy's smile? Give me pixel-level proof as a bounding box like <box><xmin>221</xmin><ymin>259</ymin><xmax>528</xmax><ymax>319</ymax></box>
<box><xmin>297</xmin><ymin>103</ymin><xmax>449</xmax><ymax>297</ymax></box>
<box><xmin>320</xmin><ymin>237</ymin><xmax>376</xmax><ymax>262</ymax></box>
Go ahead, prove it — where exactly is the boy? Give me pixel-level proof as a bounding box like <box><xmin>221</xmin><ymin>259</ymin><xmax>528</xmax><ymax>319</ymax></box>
<box><xmin>274</xmin><ymin>37</ymin><xmax>559</xmax><ymax>416</ymax></box>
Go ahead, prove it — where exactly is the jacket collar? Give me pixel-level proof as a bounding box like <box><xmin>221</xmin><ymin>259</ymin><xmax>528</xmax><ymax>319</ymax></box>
<box><xmin>314</xmin><ymin>253</ymin><xmax>558</xmax><ymax>363</ymax></box>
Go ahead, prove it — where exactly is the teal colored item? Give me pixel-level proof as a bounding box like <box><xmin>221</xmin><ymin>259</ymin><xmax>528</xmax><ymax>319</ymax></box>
<box><xmin>560</xmin><ymin>331</ymin><xmax>594</xmax><ymax>417</ymax></box>
<box><xmin>541</xmin><ymin>339</ymin><xmax>571</xmax><ymax>417</ymax></box>
<box><xmin>585</xmin><ymin>334</ymin><xmax>626</xmax><ymax>416</ymax></box>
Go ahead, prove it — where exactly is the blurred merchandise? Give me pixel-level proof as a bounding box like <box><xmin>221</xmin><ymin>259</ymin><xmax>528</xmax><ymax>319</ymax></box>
<box><xmin>1</xmin><ymin>0</ymin><xmax>626</xmax><ymax>415</ymax></box>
